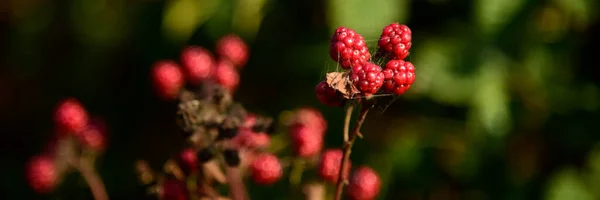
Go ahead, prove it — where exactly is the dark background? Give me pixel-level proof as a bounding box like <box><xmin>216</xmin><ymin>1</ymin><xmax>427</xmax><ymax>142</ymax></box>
<box><xmin>2</xmin><ymin>0</ymin><xmax>600</xmax><ymax>199</ymax></box>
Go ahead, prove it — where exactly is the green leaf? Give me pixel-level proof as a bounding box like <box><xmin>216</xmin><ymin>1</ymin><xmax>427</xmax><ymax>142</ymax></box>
<box><xmin>326</xmin><ymin>0</ymin><xmax>408</xmax><ymax>43</ymax></box>
<box><xmin>545</xmin><ymin>167</ymin><xmax>594</xmax><ymax>200</ymax></box>
<box><xmin>474</xmin><ymin>0</ymin><xmax>524</xmax><ymax>36</ymax></box>
<box><xmin>162</xmin><ymin>0</ymin><xmax>220</xmax><ymax>43</ymax></box>
<box><xmin>469</xmin><ymin>50</ymin><xmax>511</xmax><ymax>137</ymax></box>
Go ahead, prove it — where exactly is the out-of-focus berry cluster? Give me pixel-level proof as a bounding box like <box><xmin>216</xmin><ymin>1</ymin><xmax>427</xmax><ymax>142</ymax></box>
<box><xmin>26</xmin><ymin>98</ymin><xmax>108</xmax><ymax>194</ymax></box>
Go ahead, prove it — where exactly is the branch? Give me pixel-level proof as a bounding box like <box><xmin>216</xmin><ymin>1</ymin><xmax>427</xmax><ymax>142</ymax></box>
<box><xmin>343</xmin><ymin>104</ymin><xmax>354</xmax><ymax>143</ymax></box>
<box><xmin>76</xmin><ymin>156</ymin><xmax>109</xmax><ymax>200</ymax></box>
<box><xmin>225</xmin><ymin>166</ymin><xmax>249</xmax><ymax>200</ymax></box>
<box><xmin>334</xmin><ymin>102</ymin><xmax>373</xmax><ymax>200</ymax></box>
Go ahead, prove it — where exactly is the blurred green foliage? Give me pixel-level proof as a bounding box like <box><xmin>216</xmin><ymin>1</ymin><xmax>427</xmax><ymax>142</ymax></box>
<box><xmin>2</xmin><ymin>0</ymin><xmax>600</xmax><ymax>199</ymax></box>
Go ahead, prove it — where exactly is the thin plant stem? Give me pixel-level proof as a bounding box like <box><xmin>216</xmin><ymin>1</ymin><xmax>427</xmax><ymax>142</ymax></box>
<box><xmin>334</xmin><ymin>102</ymin><xmax>373</xmax><ymax>200</ymax></box>
<box><xmin>75</xmin><ymin>156</ymin><xmax>109</xmax><ymax>200</ymax></box>
<box><xmin>226</xmin><ymin>166</ymin><xmax>249</xmax><ymax>200</ymax></box>
<box><xmin>343</xmin><ymin>104</ymin><xmax>354</xmax><ymax>143</ymax></box>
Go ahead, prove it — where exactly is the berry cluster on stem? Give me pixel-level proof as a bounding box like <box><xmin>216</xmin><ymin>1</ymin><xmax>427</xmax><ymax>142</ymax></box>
<box><xmin>316</xmin><ymin>23</ymin><xmax>415</xmax><ymax>200</ymax></box>
<box><xmin>26</xmin><ymin>98</ymin><xmax>109</xmax><ymax>200</ymax></box>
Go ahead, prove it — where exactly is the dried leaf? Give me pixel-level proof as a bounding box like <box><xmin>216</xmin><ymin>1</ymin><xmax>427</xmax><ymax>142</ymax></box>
<box><xmin>326</xmin><ymin>72</ymin><xmax>360</xmax><ymax>99</ymax></box>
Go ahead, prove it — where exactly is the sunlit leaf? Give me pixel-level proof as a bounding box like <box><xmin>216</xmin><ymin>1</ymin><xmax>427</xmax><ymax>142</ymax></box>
<box><xmin>474</xmin><ymin>0</ymin><xmax>524</xmax><ymax>36</ymax></box>
<box><xmin>553</xmin><ymin>0</ymin><xmax>594</xmax><ymax>30</ymax></box>
<box><xmin>327</xmin><ymin>0</ymin><xmax>408</xmax><ymax>43</ymax></box>
<box><xmin>411</xmin><ymin>38</ymin><xmax>476</xmax><ymax>105</ymax></box>
<box><xmin>162</xmin><ymin>0</ymin><xmax>220</xmax><ymax>43</ymax></box>
<box><xmin>232</xmin><ymin>0</ymin><xmax>268</xmax><ymax>39</ymax></box>
<box><xmin>469</xmin><ymin>50</ymin><xmax>511</xmax><ymax>137</ymax></box>
<box><xmin>545</xmin><ymin>167</ymin><xmax>594</xmax><ymax>200</ymax></box>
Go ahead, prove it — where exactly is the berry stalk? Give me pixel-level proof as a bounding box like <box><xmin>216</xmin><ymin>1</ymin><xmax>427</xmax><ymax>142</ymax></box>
<box><xmin>70</xmin><ymin>155</ymin><xmax>109</xmax><ymax>200</ymax></box>
<box><xmin>334</xmin><ymin>102</ymin><xmax>373</xmax><ymax>200</ymax></box>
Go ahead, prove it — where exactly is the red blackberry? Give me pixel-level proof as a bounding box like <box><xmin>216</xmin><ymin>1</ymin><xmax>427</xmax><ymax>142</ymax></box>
<box><xmin>251</xmin><ymin>153</ymin><xmax>283</xmax><ymax>185</ymax></box>
<box><xmin>214</xmin><ymin>60</ymin><xmax>239</xmax><ymax>93</ymax></box>
<box><xmin>54</xmin><ymin>98</ymin><xmax>89</xmax><ymax>136</ymax></box>
<box><xmin>382</xmin><ymin>59</ymin><xmax>415</xmax><ymax>95</ymax></box>
<box><xmin>291</xmin><ymin>107</ymin><xmax>327</xmax><ymax>135</ymax></box>
<box><xmin>315</xmin><ymin>81</ymin><xmax>344</xmax><ymax>107</ymax></box>
<box><xmin>329</xmin><ymin>27</ymin><xmax>371</xmax><ymax>69</ymax></box>
<box><xmin>350</xmin><ymin>62</ymin><xmax>385</xmax><ymax>95</ymax></box>
<box><xmin>26</xmin><ymin>156</ymin><xmax>57</xmax><ymax>193</ymax></box>
<box><xmin>377</xmin><ymin>23</ymin><xmax>412</xmax><ymax>60</ymax></box>
<box><xmin>161</xmin><ymin>179</ymin><xmax>188</xmax><ymax>200</ymax></box>
<box><xmin>216</xmin><ymin>34</ymin><xmax>249</xmax><ymax>67</ymax></box>
<box><xmin>233</xmin><ymin>129</ymin><xmax>271</xmax><ymax>149</ymax></box>
<box><xmin>180</xmin><ymin>46</ymin><xmax>214</xmax><ymax>85</ymax></box>
<box><xmin>78</xmin><ymin>120</ymin><xmax>107</xmax><ymax>152</ymax></box>
<box><xmin>290</xmin><ymin>124</ymin><xmax>323</xmax><ymax>158</ymax></box>
<box><xmin>318</xmin><ymin>149</ymin><xmax>351</xmax><ymax>184</ymax></box>
<box><xmin>347</xmin><ymin>166</ymin><xmax>382</xmax><ymax>200</ymax></box>
<box><xmin>178</xmin><ymin>148</ymin><xmax>197</xmax><ymax>174</ymax></box>
<box><xmin>151</xmin><ymin>60</ymin><xmax>184</xmax><ymax>100</ymax></box>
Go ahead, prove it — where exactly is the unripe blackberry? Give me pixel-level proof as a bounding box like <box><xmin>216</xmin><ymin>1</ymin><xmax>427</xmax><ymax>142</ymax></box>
<box><xmin>315</xmin><ymin>81</ymin><xmax>344</xmax><ymax>107</ymax></box>
<box><xmin>178</xmin><ymin>148</ymin><xmax>197</xmax><ymax>173</ymax></box>
<box><xmin>378</xmin><ymin>23</ymin><xmax>412</xmax><ymax>60</ymax></box>
<box><xmin>251</xmin><ymin>153</ymin><xmax>283</xmax><ymax>185</ymax></box>
<box><xmin>329</xmin><ymin>27</ymin><xmax>371</xmax><ymax>69</ymax></box>
<box><xmin>347</xmin><ymin>166</ymin><xmax>382</xmax><ymax>200</ymax></box>
<box><xmin>151</xmin><ymin>60</ymin><xmax>184</xmax><ymax>100</ymax></box>
<box><xmin>161</xmin><ymin>179</ymin><xmax>188</xmax><ymax>200</ymax></box>
<box><xmin>290</xmin><ymin>124</ymin><xmax>323</xmax><ymax>158</ymax></box>
<box><xmin>180</xmin><ymin>46</ymin><xmax>214</xmax><ymax>85</ymax></box>
<box><xmin>26</xmin><ymin>156</ymin><xmax>57</xmax><ymax>193</ymax></box>
<box><xmin>197</xmin><ymin>147</ymin><xmax>215</xmax><ymax>163</ymax></box>
<box><xmin>214</xmin><ymin>60</ymin><xmax>240</xmax><ymax>93</ymax></box>
<box><xmin>350</xmin><ymin>62</ymin><xmax>385</xmax><ymax>95</ymax></box>
<box><xmin>318</xmin><ymin>149</ymin><xmax>351</xmax><ymax>184</ymax></box>
<box><xmin>291</xmin><ymin>107</ymin><xmax>327</xmax><ymax>136</ymax></box>
<box><xmin>216</xmin><ymin>34</ymin><xmax>249</xmax><ymax>67</ymax></box>
<box><xmin>382</xmin><ymin>59</ymin><xmax>415</xmax><ymax>95</ymax></box>
<box><xmin>223</xmin><ymin>149</ymin><xmax>241</xmax><ymax>167</ymax></box>
<box><xmin>54</xmin><ymin>98</ymin><xmax>89</xmax><ymax>136</ymax></box>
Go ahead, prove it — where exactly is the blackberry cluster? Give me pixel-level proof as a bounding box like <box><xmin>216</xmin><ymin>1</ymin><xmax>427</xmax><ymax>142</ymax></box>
<box><xmin>316</xmin><ymin>23</ymin><xmax>416</xmax><ymax>106</ymax></box>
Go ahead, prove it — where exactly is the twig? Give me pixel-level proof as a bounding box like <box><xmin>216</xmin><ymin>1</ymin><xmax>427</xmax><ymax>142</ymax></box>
<box><xmin>303</xmin><ymin>183</ymin><xmax>325</xmax><ymax>200</ymax></box>
<box><xmin>334</xmin><ymin>102</ymin><xmax>373</xmax><ymax>200</ymax></box>
<box><xmin>225</xmin><ymin>166</ymin><xmax>249</xmax><ymax>200</ymax></box>
<box><xmin>343</xmin><ymin>104</ymin><xmax>354</xmax><ymax>143</ymax></box>
<box><xmin>75</xmin><ymin>156</ymin><xmax>109</xmax><ymax>200</ymax></box>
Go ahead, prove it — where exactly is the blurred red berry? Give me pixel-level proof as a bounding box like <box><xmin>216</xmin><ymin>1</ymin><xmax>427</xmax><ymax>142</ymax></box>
<box><xmin>318</xmin><ymin>149</ymin><xmax>350</xmax><ymax>183</ymax></box>
<box><xmin>216</xmin><ymin>34</ymin><xmax>249</xmax><ymax>67</ymax></box>
<box><xmin>233</xmin><ymin>129</ymin><xmax>271</xmax><ymax>149</ymax></box>
<box><xmin>214</xmin><ymin>60</ymin><xmax>239</xmax><ymax>93</ymax></box>
<box><xmin>78</xmin><ymin>120</ymin><xmax>107</xmax><ymax>152</ymax></box>
<box><xmin>26</xmin><ymin>156</ymin><xmax>57</xmax><ymax>193</ymax></box>
<box><xmin>329</xmin><ymin>27</ymin><xmax>371</xmax><ymax>69</ymax></box>
<box><xmin>54</xmin><ymin>98</ymin><xmax>89</xmax><ymax>136</ymax></box>
<box><xmin>251</xmin><ymin>153</ymin><xmax>282</xmax><ymax>185</ymax></box>
<box><xmin>151</xmin><ymin>60</ymin><xmax>184</xmax><ymax>100</ymax></box>
<box><xmin>178</xmin><ymin>148</ymin><xmax>197</xmax><ymax>174</ymax></box>
<box><xmin>315</xmin><ymin>81</ymin><xmax>344</xmax><ymax>107</ymax></box>
<box><xmin>161</xmin><ymin>179</ymin><xmax>188</xmax><ymax>200</ymax></box>
<box><xmin>242</xmin><ymin>113</ymin><xmax>258</xmax><ymax>128</ymax></box>
<box><xmin>378</xmin><ymin>23</ymin><xmax>412</xmax><ymax>60</ymax></box>
<box><xmin>291</xmin><ymin>107</ymin><xmax>327</xmax><ymax>135</ymax></box>
<box><xmin>350</xmin><ymin>62</ymin><xmax>384</xmax><ymax>95</ymax></box>
<box><xmin>290</xmin><ymin>124</ymin><xmax>323</xmax><ymax>158</ymax></box>
<box><xmin>347</xmin><ymin>166</ymin><xmax>382</xmax><ymax>200</ymax></box>
<box><xmin>383</xmin><ymin>59</ymin><xmax>415</xmax><ymax>95</ymax></box>
<box><xmin>180</xmin><ymin>46</ymin><xmax>214</xmax><ymax>85</ymax></box>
